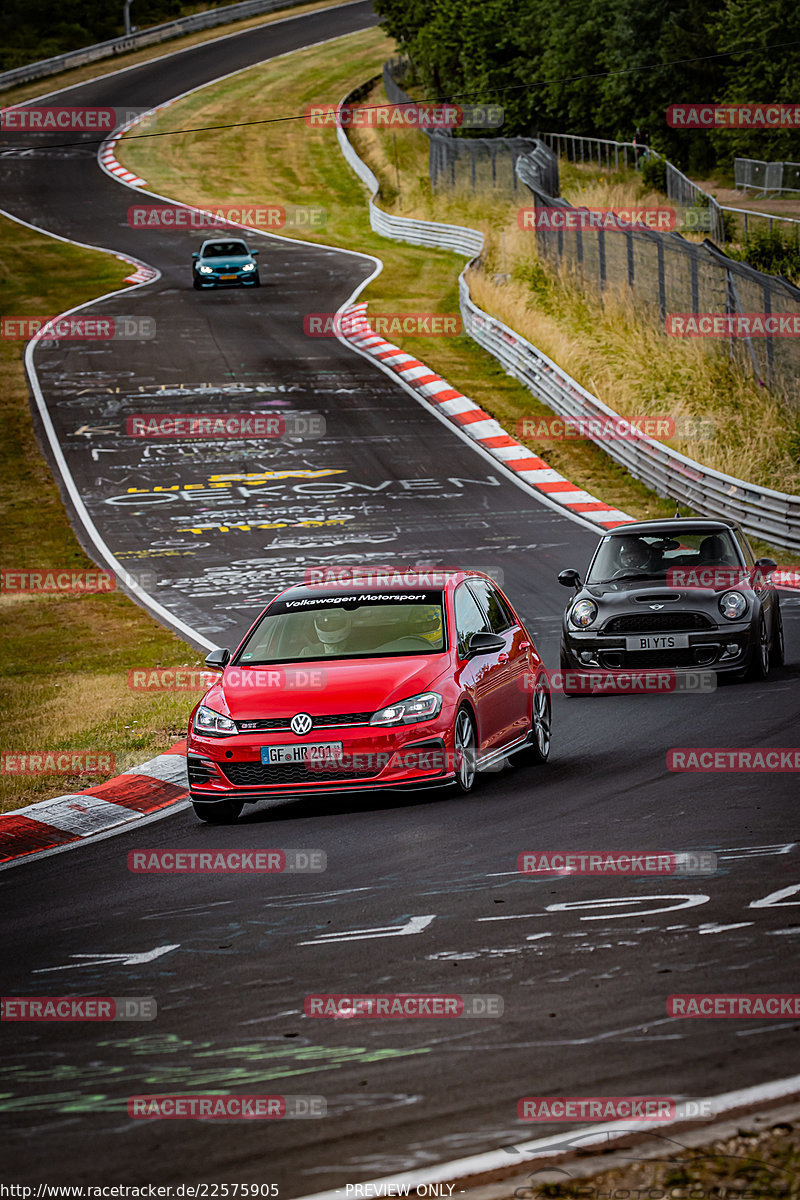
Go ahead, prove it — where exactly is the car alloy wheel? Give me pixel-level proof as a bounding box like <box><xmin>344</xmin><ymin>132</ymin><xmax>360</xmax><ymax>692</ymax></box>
<box><xmin>191</xmin><ymin>797</ymin><xmax>244</xmax><ymax>824</ymax></box>
<box><xmin>747</xmin><ymin>613</ymin><xmax>771</xmax><ymax>681</ymax></box>
<box><xmin>453</xmin><ymin>707</ymin><xmax>477</xmax><ymax>793</ymax></box>
<box><xmin>769</xmin><ymin>602</ymin><xmax>785</xmax><ymax>668</ymax></box>
<box><xmin>512</xmin><ymin>672</ymin><xmax>552</xmax><ymax>765</ymax></box>
<box><xmin>532</xmin><ymin>676</ymin><xmax>552</xmax><ymax>759</ymax></box>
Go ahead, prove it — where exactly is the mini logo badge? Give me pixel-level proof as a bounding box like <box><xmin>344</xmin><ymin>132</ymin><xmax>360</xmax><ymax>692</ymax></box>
<box><xmin>649</xmin><ymin>603</ymin><xmax>665</xmax><ymax>610</ymax></box>
<box><xmin>290</xmin><ymin>713</ymin><xmax>313</xmax><ymax>735</ymax></box>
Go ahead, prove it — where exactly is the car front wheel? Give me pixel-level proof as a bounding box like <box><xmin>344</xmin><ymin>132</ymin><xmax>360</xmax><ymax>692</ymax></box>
<box><xmin>769</xmin><ymin>601</ymin><xmax>785</xmax><ymax>668</ymax></box>
<box><xmin>453</xmin><ymin>707</ymin><xmax>478</xmax><ymax>793</ymax></box>
<box><xmin>192</xmin><ymin>797</ymin><xmax>244</xmax><ymax>824</ymax></box>
<box><xmin>746</xmin><ymin>613</ymin><xmax>771</xmax><ymax>681</ymax></box>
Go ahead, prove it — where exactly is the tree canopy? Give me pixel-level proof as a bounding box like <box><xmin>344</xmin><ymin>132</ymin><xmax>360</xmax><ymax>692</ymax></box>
<box><xmin>374</xmin><ymin>0</ymin><xmax>800</xmax><ymax>170</ymax></box>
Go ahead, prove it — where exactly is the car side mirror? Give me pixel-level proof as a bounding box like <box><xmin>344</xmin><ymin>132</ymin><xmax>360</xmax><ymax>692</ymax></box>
<box><xmin>466</xmin><ymin>631</ymin><xmax>506</xmax><ymax>658</ymax></box>
<box><xmin>251</xmin><ymin>248</ymin><xmax>259</xmax><ymax>255</ymax></box>
<box><xmin>192</xmin><ymin>252</ymin><xmax>199</xmax><ymax>260</ymax></box>
<box><xmin>204</xmin><ymin>647</ymin><xmax>231</xmax><ymax>669</ymax></box>
<box><xmin>558</xmin><ymin>568</ymin><xmax>582</xmax><ymax>590</ymax></box>
<box><xmin>754</xmin><ymin>558</ymin><xmax>777</xmax><ymax>574</ymax></box>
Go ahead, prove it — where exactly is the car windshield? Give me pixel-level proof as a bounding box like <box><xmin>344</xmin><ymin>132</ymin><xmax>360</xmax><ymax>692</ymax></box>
<box><xmin>587</xmin><ymin>529</ymin><xmax>742</xmax><ymax>583</ymax></box>
<box><xmin>235</xmin><ymin>591</ymin><xmax>447</xmax><ymax>663</ymax></box>
<box><xmin>203</xmin><ymin>241</ymin><xmax>248</xmax><ymax>257</ymax></box>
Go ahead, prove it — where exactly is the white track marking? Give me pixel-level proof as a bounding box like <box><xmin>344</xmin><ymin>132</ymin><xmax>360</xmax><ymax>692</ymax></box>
<box><xmin>33</xmin><ymin>944</ymin><xmax>180</xmax><ymax>971</ymax></box>
<box><xmin>299</xmin><ymin>915</ymin><xmax>436</xmax><ymax>945</ymax></box>
<box><xmin>291</xmin><ymin>1075</ymin><xmax>800</xmax><ymax>1200</ymax></box>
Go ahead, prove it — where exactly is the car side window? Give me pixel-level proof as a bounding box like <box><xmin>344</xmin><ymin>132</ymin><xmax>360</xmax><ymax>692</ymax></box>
<box><xmin>468</xmin><ymin>579</ymin><xmax>515</xmax><ymax>633</ymax></box>
<box><xmin>454</xmin><ymin>583</ymin><xmax>490</xmax><ymax>656</ymax></box>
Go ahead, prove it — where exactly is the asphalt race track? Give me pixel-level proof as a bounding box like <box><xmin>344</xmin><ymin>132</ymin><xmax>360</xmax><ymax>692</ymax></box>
<box><xmin>1</xmin><ymin>2</ymin><xmax>799</xmax><ymax>1192</ymax></box>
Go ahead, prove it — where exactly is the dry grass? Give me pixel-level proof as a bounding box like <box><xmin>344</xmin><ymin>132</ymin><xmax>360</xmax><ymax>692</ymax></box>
<box><xmin>351</xmin><ymin>78</ymin><xmax>800</xmax><ymax>499</ymax></box>
<box><xmin>117</xmin><ymin>31</ymin><xmax>683</xmax><ymax>528</ymax></box>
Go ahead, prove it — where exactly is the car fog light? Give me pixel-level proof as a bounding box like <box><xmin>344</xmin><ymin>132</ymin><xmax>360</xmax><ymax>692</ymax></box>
<box><xmin>579</xmin><ymin>651</ymin><xmax>594</xmax><ymax>664</ymax></box>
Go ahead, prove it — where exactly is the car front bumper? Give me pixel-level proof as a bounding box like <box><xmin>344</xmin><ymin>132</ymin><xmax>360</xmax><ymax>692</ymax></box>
<box><xmin>186</xmin><ymin>723</ymin><xmax>454</xmax><ymax>803</ymax></box>
<box><xmin>562</xmin><ymin>619</ymin><xmax>754</xmax><ymax>672</ymax></box>
<box><xmin>193</xmin><ymin>271</ymin><xmax>258</xmax><ymax>287</ymax></box>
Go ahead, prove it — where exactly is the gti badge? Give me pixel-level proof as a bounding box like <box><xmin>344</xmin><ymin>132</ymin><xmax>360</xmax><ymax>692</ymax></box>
<box><xmin>290</xmin><ymin>712</ymin><xmax>313</xmax><ymax>735</ymax></box>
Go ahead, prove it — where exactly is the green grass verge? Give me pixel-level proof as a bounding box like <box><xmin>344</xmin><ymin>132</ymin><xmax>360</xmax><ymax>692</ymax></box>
<box><xmin>118</xmin><ymin>29</ymin><xmax>701</xmax><ymax>529</ymax></box>
<box><xmin>118</xmin><ymin>35</ymin><xmax>800</xmax><ymax>564</ymax></box>
<box><xmin>0</xmin><ymin>216</ymin><xmax>207</xmax><ymax>813</ymax></box>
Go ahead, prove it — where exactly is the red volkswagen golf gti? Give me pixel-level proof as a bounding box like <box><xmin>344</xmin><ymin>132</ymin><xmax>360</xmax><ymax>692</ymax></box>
<box><xmin>187</xmin><ymin>571</ymin><xmax>551</xmax><ymax>822</ymax></box>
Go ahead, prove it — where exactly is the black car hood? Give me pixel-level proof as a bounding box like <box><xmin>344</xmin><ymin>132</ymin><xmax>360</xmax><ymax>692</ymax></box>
<box><xmin>569</xmin><ymin>580</ymin><xmax>753</xmax><ymax>620</ymax></box>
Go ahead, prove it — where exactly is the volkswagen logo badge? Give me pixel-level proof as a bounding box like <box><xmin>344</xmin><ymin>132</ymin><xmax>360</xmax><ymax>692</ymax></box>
<box><xmin>290</xmin><ymin>712</ymin><xmax>313</xmax><ymax>736</ymax></box>
<box><xmin>649</xmin><ymin>603</ymin><xmax>664</xmax><ymax>610</ymax></box>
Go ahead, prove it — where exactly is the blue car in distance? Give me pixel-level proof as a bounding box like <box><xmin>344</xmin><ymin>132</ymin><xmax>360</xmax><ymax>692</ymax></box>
<box><xmin>192</xmin><ymin>239</ymin><xmax>260</xmax><ymax>289</ymax></box>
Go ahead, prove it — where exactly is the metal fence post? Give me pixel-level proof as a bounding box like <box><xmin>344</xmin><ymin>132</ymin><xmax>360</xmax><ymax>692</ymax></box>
<box><xmin>657</xmin><ymin>239</ymin><xmax>666</xmax><ymax>320</ymax></box>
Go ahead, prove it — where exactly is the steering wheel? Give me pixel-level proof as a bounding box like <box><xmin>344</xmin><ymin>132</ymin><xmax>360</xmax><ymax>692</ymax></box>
<box><xmin>381</xmin><ymin>636</ymin><xmax>434</xmax><ymax>650</ymax></box>
<box><xmin>609</xmin><ymin>567</ymin><xmax>648</xmax><ymax>579</ymax></box>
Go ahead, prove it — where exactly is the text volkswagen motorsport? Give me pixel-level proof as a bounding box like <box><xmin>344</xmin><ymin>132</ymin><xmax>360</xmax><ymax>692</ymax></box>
<box><xmin>187</xmin><ymin>571</ymin><xmax>551</xmax><ymax>822</ymax></box>
<box><xmin>558</xmin><ymin>518</ymin><xmax>783</xmax><ymax>687</ymax></box>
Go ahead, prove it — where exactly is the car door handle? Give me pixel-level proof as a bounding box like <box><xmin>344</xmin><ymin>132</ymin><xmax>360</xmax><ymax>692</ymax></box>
<box><xmin>519</xmin><ymin>641</ymin><xmax>531</xmax><ymax>651</ymax></box>
<box><xmin>498</xmin><ymin>653</ymin><xmax>509</xmax><ymax>663</ymax></box>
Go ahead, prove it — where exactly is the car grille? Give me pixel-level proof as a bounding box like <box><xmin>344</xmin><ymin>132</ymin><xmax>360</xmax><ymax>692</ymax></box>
<box><xmin>603</xmin><ymin>612</ymin><xmax>714</xmax><ymax>633</ymax></box>
<box><xmin>598</xmin><ymin>648</ymin><xmax>719</xmax><ymax>668</ymax></box>
<box><xmin>236</xmin><ymin>711</ymin><xmax>373</xmax><ymax>732</ymax></box>
<box><xmin>222</xmin><ymin>761</ymin><xmax>383</xmax><ymax>786</ymax></box>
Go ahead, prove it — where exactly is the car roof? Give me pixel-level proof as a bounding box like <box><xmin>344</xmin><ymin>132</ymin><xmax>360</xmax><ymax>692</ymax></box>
<box><xmin>271</xmin><ymin>569</ymin><xmax>498</xmax><ymax>605</ymax></box>
<box><xmin>602</xmin><ymin>518</ymin><xmax>739</xmax><ymax>537</ymax></box>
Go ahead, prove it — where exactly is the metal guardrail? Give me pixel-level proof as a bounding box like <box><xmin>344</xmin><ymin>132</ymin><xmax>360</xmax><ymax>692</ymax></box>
<box><xmin>0</xmin><ymin>0</ymin><xmax>308</xmax><ymax>90</ymax></box>
<box><xmin>337</xmin><ymin>81</ymin><xmax>800</xmax><ymax>552</ymax></box>
<box><xmin>335</xmin><ymin>82</ymin><xmax>484</xmax><ymax>258</ymax></box>
<box><xmin>735</xmin><ymin>158</ymin><xmax>800</xmax><ymax>196</ymax></box>
<box><xmin>460</xmin><ymin>268</ymin><xmax>800</xmax><ymax>551</ymax></box>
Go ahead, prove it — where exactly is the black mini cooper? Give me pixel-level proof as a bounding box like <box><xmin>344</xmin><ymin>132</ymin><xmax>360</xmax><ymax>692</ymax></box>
<box><xmin>558</xmin><ymin>518</ymin><xmax>784</xmax><ymax>684</ymax></box>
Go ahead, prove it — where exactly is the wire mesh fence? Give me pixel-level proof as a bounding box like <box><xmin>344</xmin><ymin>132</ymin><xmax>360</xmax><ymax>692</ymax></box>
<box><xmin>382</xmin><ymin>60</ymin><xmax>559</xmax><ymax>198</ymax></box>
<box><xmin>378</xmin><ymin>61</ymin><xmax>799</xmax><ymax>397</ymax></box>
<box><xmin>522</xmin><ymin>175</ymin><xmax>800</xmax><ymax>396</ymax></box>
<box><xmin>735</xmin><ymin>158</ymin><xmax>800</xmax><ymax>195</ymax></box>
<box><xmin>537</xmin><ymin>131</ymin><xmax>726</xmax><ymax>243</ymax></box>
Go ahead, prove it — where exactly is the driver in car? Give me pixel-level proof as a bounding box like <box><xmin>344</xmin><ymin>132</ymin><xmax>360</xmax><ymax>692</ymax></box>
<box><xmin>303</xmin><ymin>609</ymin><xmax>357</xmax><ymax>656</ymax></box>
<box><xmin>614</xmin><ymin>537</ymin><xmax>655</xmax><ymax>573</ymax></box>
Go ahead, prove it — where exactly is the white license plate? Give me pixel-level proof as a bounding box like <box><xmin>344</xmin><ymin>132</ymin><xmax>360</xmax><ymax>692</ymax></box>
<box><xmin>625</xmin><ymin>633</ymin><xmax>690</xmax><ymax>651</ymax></box>
<box><xmin>261</xmin><ymin>741</ymin><xmax>343</xmax><ymax>765</ymax></box>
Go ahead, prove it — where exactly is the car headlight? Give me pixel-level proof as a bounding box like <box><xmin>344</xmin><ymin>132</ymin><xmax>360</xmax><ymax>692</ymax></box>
<box><xmin>241</xmin><ymin>262</ymin><xmax>256</xmax><ymax>272</ymax></box>
<box><xmin>197</xmin><ymin>265</ymin><xmax>214</xmax><ymax>275</ymax></box>
<box><xmin>194</xmin><ymin>704</ymin><xmax>237</xmax><ymax>736</ymax></box>
<box><xmin>569</xmin><ymin>599</ymin><xmax>598</xmax><ymax>628</ymax></box>
<box><xmin>370</xmin><ymin>691</ymin><xmax>442</xmax><ymax>726</ymax></box>
<box><xmin>719</xmin><ymin>591</ymin><xmax>747</xmax><ymax>620</ymax></box>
